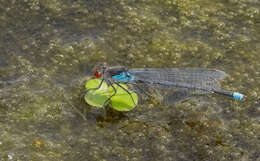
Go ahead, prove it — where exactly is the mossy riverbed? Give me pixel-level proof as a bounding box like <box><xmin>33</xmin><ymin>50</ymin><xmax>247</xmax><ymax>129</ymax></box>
<box><xmin>0</xmin><ymin>0</ymin><xmax>259</xmax><ymax>160</ymax></box>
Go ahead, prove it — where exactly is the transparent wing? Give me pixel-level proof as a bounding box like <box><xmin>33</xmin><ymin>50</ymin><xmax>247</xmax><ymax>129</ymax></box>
<box><xmin>127</xmin><ymin>68</ymin><xmax>227</xmax><ymax>104</ymax></box>
<box><xmin>129</xmin><ymin>68</ymin><xmax>226</xmax><ymax>93</ymax></box>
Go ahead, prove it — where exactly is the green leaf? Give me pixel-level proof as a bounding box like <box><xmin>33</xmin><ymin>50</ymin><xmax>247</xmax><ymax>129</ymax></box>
<box><xmin>84</xmin><ymin>79</ymin><xmax>138</xmax><ymax>111</ymax></box>
<box><xmin>109</xmin><ymin>84</ymin><xmax>138</xmax><ymax>111</ymax></box>
<box><xmin>84</xmin><ymin>79</ymin><xmax>111</xmax><ymax>107</ymax></box>
<box><xmin>85</xmin><ymin>79</ymin><xmax>107</xmax><ymax>90</ymax></box>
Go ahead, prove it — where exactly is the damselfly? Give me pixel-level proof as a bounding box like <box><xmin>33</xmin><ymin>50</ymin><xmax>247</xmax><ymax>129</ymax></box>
<box><xmin>87</xmin><ymin>62</ymin><xmax>244</xmax><ymax>107</ymax></box>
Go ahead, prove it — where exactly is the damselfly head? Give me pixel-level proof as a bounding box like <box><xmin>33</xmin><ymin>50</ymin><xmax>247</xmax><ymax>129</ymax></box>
<box><xmin>93</xmin><ymin>62</ymin><xmax>107</xmax><ymax>78</ymax></box>
<box><xmin>94</xmin><ymin>70</ymin><xmax>102</xmax><ymax>78</ymax></box>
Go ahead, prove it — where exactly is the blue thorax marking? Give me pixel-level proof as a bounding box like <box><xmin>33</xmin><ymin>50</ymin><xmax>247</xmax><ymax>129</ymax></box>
<box><xmin>112</xmin><ymin>72</ymin><xmax>135</xmax><ymax>82</ymax></box>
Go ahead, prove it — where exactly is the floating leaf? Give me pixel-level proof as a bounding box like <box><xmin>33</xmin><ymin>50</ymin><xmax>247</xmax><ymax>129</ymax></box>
<box><xmin>84</xmin><ymin>79</ymin><xmax>138</xmax><ymax>111</ymax></box>
<box><xmin>84</xmin><ymin>79</ymin><xmax>111</xmax><ymax>107</ymax></box>
<box><xmin>109</xmin><ymin>84</ymin><xmax>138</xmax><ymax>111</ymax></box>
<box><xmin>85</xmin><ymin>79</ymin><xmax>107</xmax><ymax>90</ymax></box>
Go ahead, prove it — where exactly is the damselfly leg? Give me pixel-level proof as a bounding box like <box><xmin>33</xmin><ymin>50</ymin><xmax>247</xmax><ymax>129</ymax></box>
<box><xmin>81</xmin><ymin>79</ymin><xmax>105</xmax><ymax>99</ymax></box>
<box><xmin>103</xmin><ymin>80</ymin><xmax>117</xmax><ymax>107</ymax></box>
<box><xmin>114</xmin><ymin>82</ymin><xmax>137</xmax><ymax>107</ymax></box>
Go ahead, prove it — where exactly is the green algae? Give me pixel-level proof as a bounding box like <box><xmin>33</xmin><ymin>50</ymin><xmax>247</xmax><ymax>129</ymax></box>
<box><xmin>0</xmin><ymin>0</ymin><xmax>260</xmax><ymax>160</ymax></box>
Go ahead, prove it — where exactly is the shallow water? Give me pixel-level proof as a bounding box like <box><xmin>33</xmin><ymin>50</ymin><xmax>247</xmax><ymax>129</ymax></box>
<box><xmin>0</xmin><ymin>0</ymin><xmax>260</xmax><ymax>160</ymax></box>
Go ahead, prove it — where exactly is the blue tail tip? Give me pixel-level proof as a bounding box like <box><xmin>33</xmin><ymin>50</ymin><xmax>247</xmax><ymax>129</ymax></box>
<box><xmin>233</xmin><ymin>92</ymin><xmax>244</xmax><ymax>100</ymax></box>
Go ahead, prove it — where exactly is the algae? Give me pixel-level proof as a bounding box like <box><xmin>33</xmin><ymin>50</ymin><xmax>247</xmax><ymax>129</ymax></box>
<box><xmin>0</xmin><ymin>0</ymin><xmax>259</xmax><ymax>160</ymax></box>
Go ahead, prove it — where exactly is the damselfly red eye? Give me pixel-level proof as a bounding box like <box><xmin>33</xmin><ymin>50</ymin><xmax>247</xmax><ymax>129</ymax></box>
<box><xmin>94</xmin><ymin>70</ymin><xmax>102</xmax><ymax>78</ymax></box>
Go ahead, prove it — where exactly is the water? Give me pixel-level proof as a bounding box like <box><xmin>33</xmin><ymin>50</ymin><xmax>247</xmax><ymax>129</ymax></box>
<box><xmin>0</xmin><ymin>0</ymin><xmax>259</xmax><ymax>160</ymax></box>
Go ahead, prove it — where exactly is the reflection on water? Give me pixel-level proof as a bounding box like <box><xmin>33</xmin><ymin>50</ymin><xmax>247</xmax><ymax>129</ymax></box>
<box><xmin>0</xmin><ymin>0</ymin><xmax>259</xmax><ymax>160</ymax></box>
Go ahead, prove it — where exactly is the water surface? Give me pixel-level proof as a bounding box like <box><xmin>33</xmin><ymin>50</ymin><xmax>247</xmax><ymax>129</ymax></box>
<box><xmin>0</xmin><ymin>0</ymin><xmax>259</xmax><ymax>160</ymax></box>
